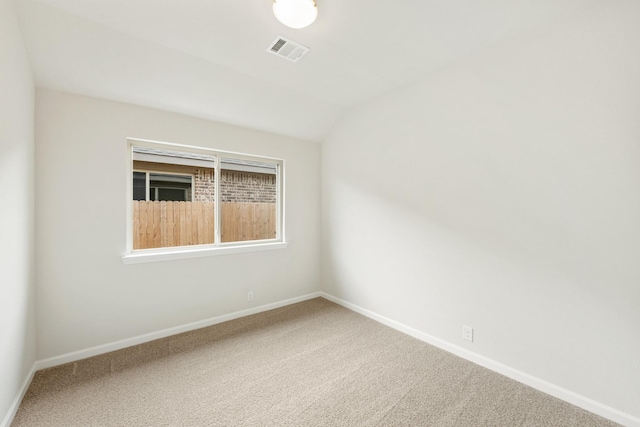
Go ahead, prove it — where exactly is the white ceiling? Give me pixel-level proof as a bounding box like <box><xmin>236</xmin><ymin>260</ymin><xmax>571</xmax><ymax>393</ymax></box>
<box><xmin>14</xmin><ymin>0</ymin><xmax>596</xmax><ymax>142</ymax></box>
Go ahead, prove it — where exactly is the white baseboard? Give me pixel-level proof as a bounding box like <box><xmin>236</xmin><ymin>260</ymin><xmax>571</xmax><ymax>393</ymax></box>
<box><xmin>320</xmin><ymin>292</ymin><xmax>640</xmax><ymax>427</ymax></box>
<box><xmin>35</xmin><ymin>292</ymin><xmax>322</xmax><ymax>370</ymax></box>
<box><xmin>2</xmin><ymin>292</ymin><xmax>321</xmax><ymax>427</ymax></box>
<box><xmin>9</xmin><ymin>292</ymin><xmax>637</xmax><ymax>427</ymax></box>
<box><xmin>0</xmin><ymin>364</ymin><xmax>36</xmax><ymax>427</ymax></box>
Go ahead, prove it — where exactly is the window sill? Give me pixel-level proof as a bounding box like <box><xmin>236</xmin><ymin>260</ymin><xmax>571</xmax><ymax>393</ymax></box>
<box><xmin>122</xmin><ymin>241</ymin><xmax>288</xmax><ymax>265</ymax></box>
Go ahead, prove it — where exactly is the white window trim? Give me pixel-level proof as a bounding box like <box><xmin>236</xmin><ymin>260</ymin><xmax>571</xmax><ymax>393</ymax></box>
<box><xmin>123</xmin><ymin>138</ymin><xmax>286</xmax><ymax>264</ymax></box>
<box><xmin>122</xmin><ymin>242</ymin><xmax>289</xmax><ymax>264</ymax></box>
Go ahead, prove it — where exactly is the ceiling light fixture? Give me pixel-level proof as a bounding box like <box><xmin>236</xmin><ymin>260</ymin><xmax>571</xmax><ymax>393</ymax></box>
<box><xmin>272</xmin><ymin>0</ymin><xmax>318</xmax><ymax>29</ymax></box>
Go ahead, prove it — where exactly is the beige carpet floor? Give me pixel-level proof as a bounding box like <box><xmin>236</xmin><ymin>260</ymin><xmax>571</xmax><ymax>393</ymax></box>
<box><xmin>12</xmin><ymin>298</ymin><xmax>619</xmax><ymax>426</ymax></box>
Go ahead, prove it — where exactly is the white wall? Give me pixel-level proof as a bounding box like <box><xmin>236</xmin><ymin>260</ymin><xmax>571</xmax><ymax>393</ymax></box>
<box><xmin>322</xmin><ymin>1</ymin><xmax>640</xmax><ymax>421</ymax></box>
<box><xmin>35</xmin><ymin>89</ymin><xmax>320</xmax><ymax>360</ymax></box>
<box><xmin>0</xmin><ymin>0</ymin><xmax>36</xmax><ymax>422</ymax></box>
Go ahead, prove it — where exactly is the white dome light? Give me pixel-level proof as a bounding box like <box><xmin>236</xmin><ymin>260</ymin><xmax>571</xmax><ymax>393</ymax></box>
<box><xmin>273</xmin><ymin>0</ymin><xmax>318</xmax><ymax>29</ymax></box>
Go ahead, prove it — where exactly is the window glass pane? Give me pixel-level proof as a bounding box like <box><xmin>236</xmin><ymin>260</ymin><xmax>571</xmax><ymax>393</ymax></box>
<box><xmin>129</xmin><ymin>141</ymin><xmax>282</xmax><ymax>254</ymax></box>
<box><xmin>221</xmin><ymin>159</ymin><xmax>277</xmax><ymax>243</ymax></box>
<box><xmin>133</xmin><ymin>171</ymin><xmax>146</xmax><ymax>201</ymax></box>
<box><xmin>132</xmin><ymin>151</ymin><xmax>215</xmax><ymax>250</ymax></box>
<box><xmin>149</xmin><ymin>173</ymin><xmax>191</xmax><ymax>202</ymax></box>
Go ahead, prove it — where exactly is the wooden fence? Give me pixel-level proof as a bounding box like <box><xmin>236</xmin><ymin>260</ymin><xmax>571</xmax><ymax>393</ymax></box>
<box><xmin>220</xmin><ymin>202</ymin><xmax>277</xmax><ymax>243</ymax></box>
<box><xmin>132</xmin><ymin>201</ymin><xmax>276</xmax><ymax>249</ymax></box>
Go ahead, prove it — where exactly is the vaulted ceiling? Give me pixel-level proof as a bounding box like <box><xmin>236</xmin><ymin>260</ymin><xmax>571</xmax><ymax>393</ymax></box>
<box><xmin>14</xmin><ymin>0</ymin><xmax>597</xmax><ymax>141</ymax></box>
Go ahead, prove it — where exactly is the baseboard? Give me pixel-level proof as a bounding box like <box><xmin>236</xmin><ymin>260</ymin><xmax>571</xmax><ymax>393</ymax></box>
<box><xmin>13</xmin><ymin>291</ymin><xmax>638</xmax><ymax>427</ymax></box>
<box><xmin>4</xmin><ymin>292</ymin><xmax>321</xmax><ymax>426</ymax></box>
<box><xmin>0</xmin><ymin>363</ymin><xmax>36</xmax><ymax>427</ymax></box>
<box><xmin>35</xmin><ymin>292</ymin><xmax>322</xmax><ymax>371</ymax></box>
<box><xmin>320</xmin><ymin>292</ymin><xmax>640</xmax><ymax>427</ymax></box>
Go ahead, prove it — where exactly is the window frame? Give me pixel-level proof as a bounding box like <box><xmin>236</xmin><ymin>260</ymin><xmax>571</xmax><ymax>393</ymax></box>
<box><xmin>123</xmin><ymin>138</ymin><xmax>287</xmax><ymax>264</ymax></box>
<box><xmin>133</xmin><ymin>169</ymin><xmax>195</xmax><ymax>202</ymax></box>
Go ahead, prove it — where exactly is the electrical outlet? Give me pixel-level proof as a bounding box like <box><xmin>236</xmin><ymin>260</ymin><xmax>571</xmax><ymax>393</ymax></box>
<box><xmin>247</xmin><ymin>291</ymin><xmax>254</xmax><ymax>302</ymax></box>
<box><xmin>463</xmin><ymin>325</ymin><xmax>473</xmax><ymax>342</ymax></box>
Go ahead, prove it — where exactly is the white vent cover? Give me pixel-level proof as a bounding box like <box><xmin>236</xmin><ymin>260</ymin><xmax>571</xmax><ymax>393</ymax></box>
<box><xmin>266</xmin><ymin>36</ymin><xmax>309</xmax><ymax>62</ymax></box>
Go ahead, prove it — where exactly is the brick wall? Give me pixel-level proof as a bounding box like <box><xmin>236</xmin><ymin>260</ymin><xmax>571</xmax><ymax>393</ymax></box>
<box><xmin>194</xmin><ymin>168</ymin><xmax>215</xmax><ymax>202</ymax></box>
<box><xmin>221</xmin><ymin>171</ymin><xmax>276</xmax><ymax>203</ymax></box>
<box><xmin>193</xmin><ymin>169</ymin><xmax>276</xmax><ymax>203</ymax></box>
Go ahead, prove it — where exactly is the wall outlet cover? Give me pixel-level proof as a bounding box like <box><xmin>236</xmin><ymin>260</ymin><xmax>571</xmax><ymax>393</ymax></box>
<box><xmin>463</xmin><ymin>325</ymin><xmax>473</xmax><ymax>342</ymax></box>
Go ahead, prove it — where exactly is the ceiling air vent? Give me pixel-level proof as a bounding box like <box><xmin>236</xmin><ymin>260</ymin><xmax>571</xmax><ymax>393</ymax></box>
<box><xmin>266</xmin><ymin>36</ymin><xmax>309</xmax><ymax>63</ymax></box>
